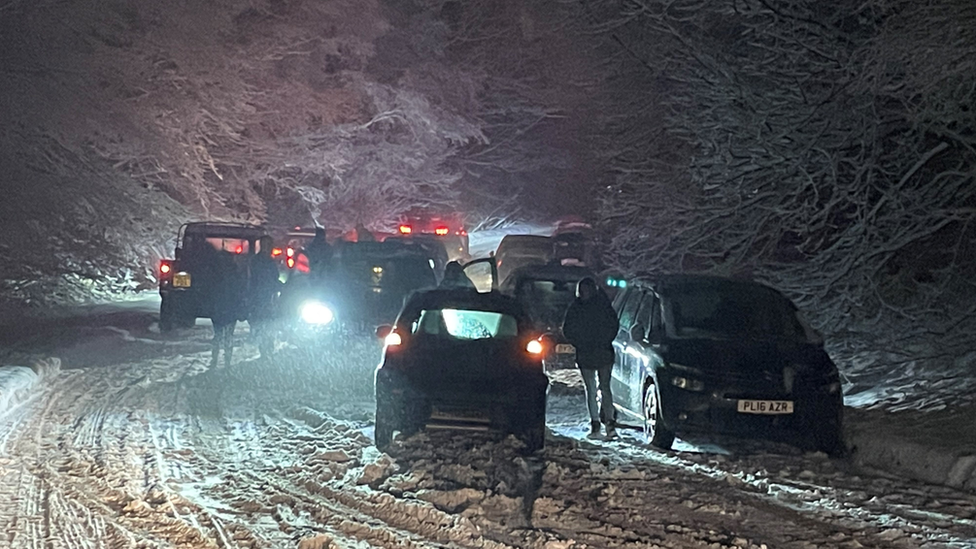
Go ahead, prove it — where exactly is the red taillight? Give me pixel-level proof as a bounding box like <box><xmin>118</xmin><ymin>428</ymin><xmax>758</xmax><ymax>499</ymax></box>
<box><xmin>160</xmin><ymin>261</ymin><xmax>172</xmax><ymax>276</ymax></box>
<box><xmin>385</xmin><ymin>332</ymin><xmax>402</xmax><ymax>347</ymax></box>
<box><xmin>271</xmin><ymin>247</ymin><xmax>283</xmax><ymax>257</ymax></box>
<box><xmin>286</xmin><ymin>247</ymin><xmax>295</xmax><ymax>258</ymax></box>
<box><xmin>434</xmin><ymin>226</ymin><xmax>449</xmax><ymax>236</ymax></box>
<box><xmin>459</xmin><ymin>229</ymin><xmax>467</xmax><ymax>236</ymax></box>
<box><xmin>235</xmin><ymin>245</ymin><xmax>243</xmax><ymax>254</ymax></box>
<box><xmin>286</xmin><ymin>257</ymin><xmax>296</xmax><ymax>269</ymax></box>
<box><xmin>399</xmin><ymin>225</ymin><xmax>412</xmax><ymax>234</ymax></box>
<box><xmin>526</xmin><ymin>339</ymin><xmax>544</xmax><ymax>355</ymax></box>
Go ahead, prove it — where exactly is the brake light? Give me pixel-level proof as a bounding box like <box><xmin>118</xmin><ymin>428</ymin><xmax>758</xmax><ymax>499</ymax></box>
<box><xmin>526</xmin><ymin>339</ymin><xmax>544</xmax><ymax>355</ymax></box>
<box><xmin>235</xmin><ymin>245</ymin><xmax>243</xmax><ymax>254</ymax></box>
<box><xmin>160</xmin><ymin>262</ymin><xmax>172</xmax><ymax>275</ymax></box>
<box><xmin>459</xmin><ymin>229</ymin><xmax>467</xmax><ymax>236</ymax></box>
<box><xmin>385</xmin><ymin>332</ymin><xmax>402</xmax><ymax>346</ymax></box>
<box><xmin>271</xmin><ymin>248</ymin><xmax>283</xmax><ymax>257</ymax></box>
<box><xmin>434</xmin><ymin>226</ymin><xmax>449</xmax><ymax>236</ymax></box>
<box><xmin>287</xmin><ymin>257</ymin><xmax>296</xmax><ymax>269</ymax></box>
<box><xmin>399</xmin><ymin>225</ymin><xmax>412</xmax><ymax>234</ymax></box>
<box><xmin>286</xmin><ymin>247</ymin><xmax>295</xmax><ymax>258</ymax></box>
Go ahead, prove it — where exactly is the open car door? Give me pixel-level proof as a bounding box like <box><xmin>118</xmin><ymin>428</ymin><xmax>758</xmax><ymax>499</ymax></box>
<box><xmin>462</xmin><ymin>257</ymin><xmax>498</xmax><ymax>293</ymax></box>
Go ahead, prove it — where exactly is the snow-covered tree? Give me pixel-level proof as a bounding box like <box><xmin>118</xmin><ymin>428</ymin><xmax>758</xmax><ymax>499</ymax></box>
<box><xmin>590</xmin><ymin>0</ymin><xmax>976</xmax><ymax>356</ymax></box>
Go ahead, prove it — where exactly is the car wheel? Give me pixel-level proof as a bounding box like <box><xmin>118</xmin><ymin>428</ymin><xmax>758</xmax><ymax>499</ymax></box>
<box><xmin>159</xmin><ymin>297</ymin><xmax>176</xmax><ymax>332</ymax></box>
<box><xmin>643</xmin><ymin>383</ymin><xmax>675</xmax><ymax>450</ymax></box>
<box><xmin>374</xmin><ymin>405</ymin><xmax>394</xmax><ymax>451</ymax></box>
<box><xmin>812</xmin><ymin>412</ymin><xmax>845</xmax><ymax>457</ymax></box>
<box><xmin>517</xmin><ymin>421</ymin><xmax>546</xmax><ymax>454</ymax></box>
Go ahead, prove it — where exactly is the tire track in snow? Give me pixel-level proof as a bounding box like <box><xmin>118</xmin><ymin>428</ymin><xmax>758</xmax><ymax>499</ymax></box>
<box><xmin>548</xmin><ymin>426</ymin><xmax>976</xmax><ymax>547</ymax></box>
<box><xmin>177</xmin><ymin>410</ymin><xmax>513</xmax><ymax>549</ymax></box>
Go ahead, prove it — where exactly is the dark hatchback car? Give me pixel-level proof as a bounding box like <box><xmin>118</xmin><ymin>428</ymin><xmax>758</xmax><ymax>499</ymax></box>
<box><xmin>373</xmin><ymin>289</ymin><xmax>549</xmax><ymax>452</ymax></box>
<box><xmin>610</xmin><ymin>275</ymin><xmax>843</xmax><ymax>454</ymax></box>
<box><xmin>500</xmin><ymin>263</ymin><xmax>597</xmax><ymax>370</ymax></box>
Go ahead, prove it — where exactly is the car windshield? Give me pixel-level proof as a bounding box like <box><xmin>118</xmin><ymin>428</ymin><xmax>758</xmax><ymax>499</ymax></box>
<box><xmin>666</xmin><ymin>286</ymin><xmax>806</xmax><ymax>341</ymax></box>
<box><xmin>411</xmin><ymin>308</ymin><xmax>519</xmax><ymax>340</ymax></box>
<box><xmin>185</xmin><ymin>235</ymin><xmax>251</xmax><ymax>254</ymax></box>
<box><xmin>515</xmin><ymin>279</ymin><xmax>577</xmax><ymax>328</ymax></box>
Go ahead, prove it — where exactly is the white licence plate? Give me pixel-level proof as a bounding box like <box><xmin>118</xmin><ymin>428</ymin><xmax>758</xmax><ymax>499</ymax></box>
<box><xmin>555</xmin><ymin>344</ymin><xmax>575</xmax><ymax>354</ymax></box>
<box><xmin>173</xmin><ymin>273</ymin><xmax>192</xmax><ymax>288</ymax></box>
<box><xmin>737</xmin><ymin>400</ymin><xmax>793</xmax><ymax>414</ymax></box>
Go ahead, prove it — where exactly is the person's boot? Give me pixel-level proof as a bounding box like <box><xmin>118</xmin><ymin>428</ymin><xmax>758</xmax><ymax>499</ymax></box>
<box><xmin>588</xmin><ymin>421</ymin><xmax>601</xmax><ymax>438</ymax></box>
<box><xmin>604</xmin><ymin>423</ymin><xmax>618</xmax><ymax>439</ymax></box>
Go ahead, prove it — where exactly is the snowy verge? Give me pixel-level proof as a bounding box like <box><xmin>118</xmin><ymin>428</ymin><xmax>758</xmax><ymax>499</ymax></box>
<box><xmin>0</xmin><ymin>357</ymin><xmax>60</xmax><ymax>419</ymax></box>
<box><xmin>848</xmin><ymin>405</ymin><xmax>976</xmax><ymax>493</ymax></box>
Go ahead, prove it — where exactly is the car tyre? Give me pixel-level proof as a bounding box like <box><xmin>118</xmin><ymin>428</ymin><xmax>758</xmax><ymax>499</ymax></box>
<box><xmin>374</xmin><ymin>405</ymin><xmax>394</xmax><ymax>451</ymax></box>
<box><xmin>160</xmin><ymin>297</ymin><xmax>177</xmax><ymax>332</ymax></box>
<box><xmin>517</xmin><ymin>420</ymin><xmax>546</xmax><ymax>454</ymax></box>
<box><xmin>812</xmin><ymin>411</ymin><xmax>845</xmax><ymax>457</ymax></box>
<box><xmin>643</xmin><ymin>383</ymin><xmax>675</xmax><ymax>450</ymax></box>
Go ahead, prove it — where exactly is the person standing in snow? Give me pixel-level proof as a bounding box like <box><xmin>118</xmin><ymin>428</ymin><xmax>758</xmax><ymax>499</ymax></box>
<box><xmin>305</xmin><ymin>226</ymin><xmax>332</xmax><ymax>276</ymax></box>
<box><xmin>561</xmin><ymin>277</ymin><xmax>620</xmax><ymax>438</ymax></box>
<box><xmin>248</xmin><ymin>235</ymin><xmax>281</xmax><ymax>359</ymax></box>
<box><xmin>207</xmin><ymin>250</ymin><xmax>245</xmax><ymax>368</ymax></box>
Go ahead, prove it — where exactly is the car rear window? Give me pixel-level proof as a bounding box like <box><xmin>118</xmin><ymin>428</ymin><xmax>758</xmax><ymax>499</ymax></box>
<box><xmin>412</xmin><ymin>309</ymin><xmax>519</xmax><ymax>340</ymax></box>
<box><xmin>667</xmin><ymin>287</ymin><xmax>804</xmax><ymax>341</ymax></box>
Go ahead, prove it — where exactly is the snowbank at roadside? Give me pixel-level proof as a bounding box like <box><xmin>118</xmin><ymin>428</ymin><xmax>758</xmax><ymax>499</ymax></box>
<box><xmin>0</xmin><ymin>357</ymin><xmax>60</xmax><ymax>419</ymax></box>
<box><xmin>847</xmin><ymin>405</ymin><xmax>976</xmax><ymax>493</ymax></box>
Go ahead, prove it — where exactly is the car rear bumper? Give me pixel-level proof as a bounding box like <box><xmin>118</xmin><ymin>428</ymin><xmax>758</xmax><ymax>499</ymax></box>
<box><xmin>658</xmin><ymin>383</ymin><xmax>842</xmax><ymax>438</ymax></box>
<box><xmin>376</xmin><ymin>370</ymin><xmax>547</xmax><ymax>433</ymax></box>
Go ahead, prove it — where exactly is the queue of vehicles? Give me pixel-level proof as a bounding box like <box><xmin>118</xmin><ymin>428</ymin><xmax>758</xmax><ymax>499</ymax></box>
<box><xmin>157</xmin><ymin>217</ymin><xmax>845</xmax><ymax>457</ymax></box>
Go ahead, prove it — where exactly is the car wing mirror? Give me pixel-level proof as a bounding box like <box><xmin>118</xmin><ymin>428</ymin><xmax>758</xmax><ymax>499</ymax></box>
<box><xmin>376</xmin><ymin>324</ymin><xmax>393</xmax><ymax>339</ymax></box>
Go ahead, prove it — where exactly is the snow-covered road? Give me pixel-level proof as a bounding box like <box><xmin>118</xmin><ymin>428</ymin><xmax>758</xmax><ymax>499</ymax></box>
<box><xmin>1</xmin><ymin>305</ymin><xmax>975</xmax><ymax>548</ymax></box>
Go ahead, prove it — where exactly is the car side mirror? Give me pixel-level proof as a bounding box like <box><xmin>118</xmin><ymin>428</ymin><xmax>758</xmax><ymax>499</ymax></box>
<box><xmin>376</xmin><ymin>325</ymin><xmax>393</xmax><ymax>339</ymax></box>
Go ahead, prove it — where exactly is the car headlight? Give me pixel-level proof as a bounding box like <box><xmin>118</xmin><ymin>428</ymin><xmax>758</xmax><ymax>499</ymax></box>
<box><xmin>671</xmin><ymin>375</ymin><xmax>705</xmax><ymax>392</ymax></box>
<box><xmin>300</xmin><ymin>301</ymin><xmax>334</xmax><ymax>325</ymax></box>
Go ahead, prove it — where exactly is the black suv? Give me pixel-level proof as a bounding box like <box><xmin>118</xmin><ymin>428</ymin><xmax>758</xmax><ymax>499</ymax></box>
<box><xmin>610</xmin><ymin>274</ymin><xmax>843</xmax><ymax>454</ymax></box>
<box><xmin>158</xmin><ymin>222</ymin><xmax>271</xmax><ymax>331</ymax></box>
<box><xmin>373</xmin><ymin>289</ymin><xmax>549</xmax><ymax>452</ymax></box>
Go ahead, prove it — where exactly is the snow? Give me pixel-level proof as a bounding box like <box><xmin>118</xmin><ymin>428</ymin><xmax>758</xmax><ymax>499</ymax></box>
<box><xmin>0</xmin><ymin>357</ymin><xmax>59</xmax><ymax>421</ymax></box>
<box><xmin>2</xmin><ymin>304</ymin><xmax>976</xmax><ymax>548</ymax></box>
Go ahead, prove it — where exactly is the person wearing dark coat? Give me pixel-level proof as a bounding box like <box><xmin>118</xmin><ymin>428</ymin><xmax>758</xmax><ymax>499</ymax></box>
<box><xmin>562</xmin><ymin>276</ymin><xmax>620</xmax><ymax>438</ymax></box>
<box><xmin>249</xmin><ymin>235</ymin><xmax>281</xmax><ymax>359</ymax></box>
<box><xmin>208</xmin><ymin>250</ymin><xmax>245</xmax><ymax>368</ymax></box>
<box><xmin>305</xmin><ymin>226</ymin><xmax>332</xmax><ymax>276</ymax></box>
<box><xmin>439</xmin><ymin>261</ymin><xmax>476</xmax><ymax>290</ymax></box>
